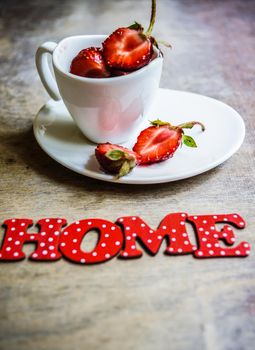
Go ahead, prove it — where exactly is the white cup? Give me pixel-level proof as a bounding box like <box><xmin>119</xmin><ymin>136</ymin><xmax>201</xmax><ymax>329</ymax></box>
<box><xmin>36</xmin><ymin>35</ymin><xmax>163</xmax><ymax>143</ymax></box>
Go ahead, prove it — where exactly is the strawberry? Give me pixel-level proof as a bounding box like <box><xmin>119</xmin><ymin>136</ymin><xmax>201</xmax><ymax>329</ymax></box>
<box><xmin>102</xmin><ymin>0</ymin><xmax>168</xmax><ymax>71</ymax></box>
<box><xmin>133</xmin><ymin>120</ymin><xmax>205</xmax><ymax>164</ymax></box>
<box><xmin>70</xmin><ymin>47</ymin><xmax>110</xmax><ymax>78</ymax></box>
<box><xmin>95</xmin><ymin>143</ymin><xmax>140</xmax><ymax>178</ymax></box>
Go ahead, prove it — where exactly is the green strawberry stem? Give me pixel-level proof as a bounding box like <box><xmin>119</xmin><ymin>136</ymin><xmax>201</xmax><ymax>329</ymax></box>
<box><xmin>146</xmin><ymin>0</ymin><xmax>157</xmax><ymax>36</ymax></box>
<box><xmin>178</xmin><ymin>121</ymin><xmax>205</xmax><ymax>132</ymax></box>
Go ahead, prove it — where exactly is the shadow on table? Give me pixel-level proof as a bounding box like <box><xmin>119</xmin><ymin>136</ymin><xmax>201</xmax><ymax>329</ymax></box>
<box><xmin>2</xmin><ymin>126</ymin><xmax>221</xmax><ymax>197</ymax></box>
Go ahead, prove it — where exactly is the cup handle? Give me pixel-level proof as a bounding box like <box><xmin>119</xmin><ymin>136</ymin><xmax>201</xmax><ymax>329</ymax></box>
<box><xmin>35</xmin><ymin>42</ymin><xmax>61</xmax><ymax>101</ymax></box>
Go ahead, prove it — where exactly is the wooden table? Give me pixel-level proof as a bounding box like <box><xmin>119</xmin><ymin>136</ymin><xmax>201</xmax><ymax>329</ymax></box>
<box><xmin>0</xmin><ymin>1</ymin><xmax>254</xmax><ymax>349</ymax></box>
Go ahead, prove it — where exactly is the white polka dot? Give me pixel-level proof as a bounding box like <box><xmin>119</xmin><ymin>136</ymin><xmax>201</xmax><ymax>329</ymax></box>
<box><xmin>19</xmin><ymin>232</ymin><xmax>24</xmax><ymax>236</ymax></box>
<box><xmin>126</xmin><ymin>227</ymin><xmax>130</xmax><ymax>231</ymax></box>
<box><xmin>119</xmin><ymin>218</ymin><xmax>124</xmax><ymax>222</ymax></box>
<box><xmin>220</xmin><ymin>251</ymin><xmax>226</xmax><ymax>256</ymax></box>
<box><xmin>192</xmin><ymin>246</ymin><xmax>197</xmax><ymax>251</ymax></box>
<box><xmin>111</xmin><ymin>226</ymin><xmax>116</xmax><ymax>231</ymax></box>
<box><xmin>76</xmin><ymin>228</ymin><xmax>81</xmax><ymax>232</ymax></box>
<box><xmin>231</xmin><ymin>237</ymin><xmax>235</xmax><ymax>242</ymax></box>
<box><xmin>132</xmin><ymin>233</ymin><xmax>137</xmax><ymax>237</ymax></box>
<box><xmin>207</xmin><ymin>243</ymin><xmax>212</xmax><ymax>248</ymax></box>
<box><xmin>181</xmin><ymin>213</ymin><xmax>186</xmax><ymax>217</ymax></box>
<box><xmin>92</xmin><ymin>252</ymin><xmax>97</xmax><ymax>256</ymax></box>
<box><xmin>8</xmin><ymin>237</ymin><xmax>12</xmax><ymax>241</ymax></box>
<box><xmin>227</xmin><ymin>227</ymin><xmax>232</xmax><ymax>231</ymax></box>
<box><xmin>239</xmin><ymin>222</ymin><xmax>244</xmax><ymax>226</ymax></box>
<box><xmin>21</xmin><ymin>223</ymin><xmax>25</xmax><ymax>226</ymax></box>
<box><xmin>233</xmin><ymin>214</ymin><xmax>238</xmax><ymax>218</ymax></box>
<box><xmin>198</xmin><ymin>251</ymin><xmax>203</xmax><ymax>256</ymax></box>
<box><xmin>14</xmin><ymin>252</ymin><xmax>19</xmax><ymax>257</ymax></box>
<box><xmin>235</xmin><ymin>250</ymin><xmax>241</xmax><ymax>255</ymax></box>
<box><xmin>115</xmin><ymin>241</ymin><xmax>121</xmax><ymax>246</ymax></box>
<box><xmin>60</xmin><ymin>242</ymin><xmax>66</xmax><ymax>247</ymax></box>
<box><xmin>123</xmin><ymin>252</ymin><xmax>128</xmax><ymax>257</ymax></box>
<box><xmin>244</xmin><ymin>243</ymin><xmax>249</xmax><ymax>248</ymax></box>
<box><xmin>11</xmin><ymin>228</ymin><xmax>15</xmax><ymax>231</ymax></box>
<box><xmin>209</xmin><ymin>250</ymin><xmax>214</xmax><ymax>255</ymax></box>
<box><xmin>49</xmin><ymin>225</ymin><xmax>53</xmax><ymax>229</ymax></box>
<box><xmin>203</xmin><ymin>220</ymin><xmax>207</xmax><ymax>224</ymax></box>
<box><xmin>149</xmin><ymin>230</ymin><xmax>153</xmax><ymax>233</ymax></box>
<box><xmin>75</xmin><ymin>221</ymin><xmax>80</xmax><ymax>224</ymax></box>
<box><xmin>126</xmin><ymin>236</ymin><xmax>131</xmax><ymax>240</ymax></box>
<box><xmin>202</xmin><ymin>237</ymin><xmax>207</xmax><ymax>242</ymax></box>
<box><xmin>45</xmin><ymin>219</ymin><xmax>50</xmax><ymax>223</ymax></box>
<box><xmin>147</xmin><ymin>239</ymin><xmax>152</xmax><ymax>243</ymax></box>
<box><xmin>42</xmin><ymin>250</ymin><xmax>48</xmax><ymax>255</ymax></box>
<box><xmin>246</xmin><ymin>250</ymin><xmax>250</xmax><ymax>255</ymax></box>
<box><xmin>64</xmin><ymin>231</ymin><xmax>69</xmax><ymax>236</ymax></box>
<box><xmin>213</xmin><ymin>216</ymin><xmax>218</xmax><ymax>219</ymax></box>
<box><xmin>48</xmin><ymin>237</ymin><xmax>53</xmax><ymax>242</ymax></box>
<box><xmin>172</xmin><ymin>237</ymin><xmax>176</xmax><ymax>242</ymax></box>
<box><xmin>141</xmin><ymin>223</ymin><xmax>145</xmax><ymax>227</ymax></box>
<box><xmin>102</xmin><ymin>224</ymin><xmax>106</xmax><ymax>228</ymax></box>
<box><xmin>80</xmin><ymin>258</ymin><xmax>86</xmax><ymax>263</ymax></box>
<box><xmin>199</xmin><ymin>228</ymin><xmax>204</xmax><ymax>231</ymax></box>
<box><xmin>223</xmin><ymin>233</ymin><xmax>227</xmax><ymax>237</ymax></box>
<box><xmin>50</xmin><ymin>253</ymin><xmax>56</xmax><ymax>258</ymax></box>
<box><xmin>88</xmin><ymin>222</ymin><xmax>92</xmax><ymax>225</ymax></box>
<box><xmin>57</xmin><ymin>219</ymin><xmax>62</xmax><ymax>223</ymax></box>
<box><xmin>157</xmin><ymin>235</ymin><xmax>162</xmax><ymax>240</ymax></box>
<box><xmin>105</xmin><ymin>253</ymin><xmax>110</xmax><ymax>259</ymax></box>
<box><xmin>132</xmin><ymin>217</ymin><xmax>136</xmax><ymax>221</ymax></box>
<box><xmin>6</xmin><ymin>247</ymin><xmax>11</xmax><ymax>251</ymax></box>
<box><xmin>11</xmin><ymin>219</ymin><xmax>16</xmax><ymax>222</ymax></box>
<box><xmin>40</xmin><ymin>242</ymin><xmax>45</xmax><ymax>247</ymax></box>
<box><xmin>41</xmin><ymin>232</ymin><xmax>46</xmax><ymax>236</ymax></box>
<box><xmin>73</xmin><ymin>239</ymin><xmax>78</xmax><ymax>243</ymax></box>
<box><xmin>49</xmin><ymin>246</ymin><xmax>54</xmax><ymax>250</ymax></box>
<box><xmin>169</xmin><ymin>247</ymin><xmax>174</xmax><ymax>252</ymax></box>
<box><xmin>213</xmin><ymin>234</ymin><xmax>219</xmax><ymax>238</ymax></box>
<box><xmin>105</xmin><ymin>234</ymin><xmax>109</xmax><ymax>238</ymax></box>
<box><xmin>184</xmin><ymin>240</ymin><xmax>189</xmax><ymax>245</ymax></box>
<box><xmin>0</xmin><ymin>253</ymin><xmax>2</xmax><ymax>258</ymax></box>
<box><xmin>72</xmin><ymin>249</ymin><xmax>77</xmax><ymax>254</ymax></box>
<box><xmin>223</xmin><ymin>218</ymin><xmax>228</xmax><ymax>221</ymax></box>
<box><xmin>215</xmin><ymin>243</ymin><xmax>220</xmax><ymax>247</ymax></box>
<box><xmin>30</xmin><ymin>235</ymin><xmax>35</xmax><ymax>240</ymax></box>
<box><xmin>32</xmin><ymin>253</ymin><xmax>38</xmax><ymax>258</ymax></box>
<box><xmin>54</xmin><ymin>231</ymin><xmax>59</xmax><ymax>236</ymax></box>
<box><xmin>178</xmin><ymin>248</ymin><xmax>182</xmax><ymax>253</ymax></box>
<box><xmin>172</xmin><ymin>229</ymin><xmax>176</xmax><ymax>233</ymax></box>
<box><xmin>193</xmin><ymin>216</ymin><xmax>198</xmax><ymax>219</ymax></box>
<box><xmin>101</xmin><ymin>242</ymin><xmax>106</xmax><ymax>247</ymax></box>
<box><xmin>205</xmin><ymin>231</ymin><xmax>210</xmax><ymax>235</ymax></box>
<box><xmin>131</xmin><ymin>245</ymin><xmax>136</xmax><ymax>250</ymax></box>
<box><xmin>210</xmin><ymin>226</ymin><xmax>215</xmax><ymax>230</ymax></box>
<box><xmin>182</xmin><ymin>233</ymin><xmax>187</xmax><ymax>237</ymax></box>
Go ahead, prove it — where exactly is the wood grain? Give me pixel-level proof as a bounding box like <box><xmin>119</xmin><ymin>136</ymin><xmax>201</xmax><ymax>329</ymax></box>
<box><xmin>0</xmin><ymin>1</ymin><xmax>254</xmax><ymax>349</ymax></box>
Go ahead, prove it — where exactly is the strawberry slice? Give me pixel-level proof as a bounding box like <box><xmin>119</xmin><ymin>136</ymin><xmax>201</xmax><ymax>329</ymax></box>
<box><xmin>133</xmin><ymin>120</ymin><xmax>205</xmax><ymax>164</ymax></box>
<box><xmin>70</xmin><ymin>47</ymin><xmax>111</xmax><ymax>78</ymax></box>
<box><xmin>102</xmin><ymin>0</ymin><xmax>169</xmax><ymax>72</ymax></box>
<box><xmin>95</xmin><ymin>143</ymin><xmax>140</xmax><ymax>178</ymax></box>
<box><xmin>103</xmin><ymin>26</ymin><xmax>153</xmax><ymax>71</ymax></box>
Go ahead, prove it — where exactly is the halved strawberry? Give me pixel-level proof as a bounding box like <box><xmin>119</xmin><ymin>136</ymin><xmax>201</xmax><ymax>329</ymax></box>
<box><xmin>133</xmin><ymin>120</ymin><xmax>205</xmax><ymax>164</ymax></box>
<box><xmin>70</xmin><ymin>47</ymin><xmax>110</xmax><ymax>78</ymax></box>
<box><xmin>102</xmin><ymin>0</ymin><xmax>169</xmax><ymax>71</ymax></box>
<box><xmin>95</xmin><ymin>143</ymin><xmax>140</xmax><ymax>178</ymax></box>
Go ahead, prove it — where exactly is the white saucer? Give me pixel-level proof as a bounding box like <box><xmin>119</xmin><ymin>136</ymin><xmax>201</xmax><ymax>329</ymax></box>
<box><xmin>33</xmin><ymin>88</ymin><xmax>245</xmax><ymax>184</ymax></box>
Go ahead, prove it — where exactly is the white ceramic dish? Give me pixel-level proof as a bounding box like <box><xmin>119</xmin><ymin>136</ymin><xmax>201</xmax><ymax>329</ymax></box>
<box><xmin>33</xmin><ymin>88</ymin><xmax>245</xmax><ymax>184</ymax></box>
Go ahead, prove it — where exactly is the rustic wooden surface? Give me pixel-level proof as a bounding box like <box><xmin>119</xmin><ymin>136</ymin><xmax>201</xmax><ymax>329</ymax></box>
<box><xmin>0</xmin><ymin>0</ymin><xmax>255</xmax><ymax>349</ymax></box>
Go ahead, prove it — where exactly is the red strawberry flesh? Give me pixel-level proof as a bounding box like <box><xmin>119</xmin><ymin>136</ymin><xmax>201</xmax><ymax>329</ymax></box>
<box><xmin>133</xmin><ymin>126</ymin><xmax>182</xmax><ymax>164</ymax></box>
<box><xmin>70</xmin><ymin>47</ymin><xmax>111</xmax><ymax>78</ymax></box>
<box><xmin>102</xmin><ymin>28</ymin><xmax>153</xmax><ymax>71</ymax></box>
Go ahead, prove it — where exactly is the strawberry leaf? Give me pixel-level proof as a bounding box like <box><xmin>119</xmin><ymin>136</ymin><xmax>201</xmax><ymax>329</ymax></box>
<box><xmin>150</xmin><ymin>119</ymin><xmax>171</xmax><ymax>127</ymax></box>
<box><xmin>106</xmin><ymin>150</ymin><xmax>125</xmax><ymax>161</ymax></box>
<box><xmin>182</xmin><ymin>135</ymin><xmax>197</xmax><ymax>148</ymax></box>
